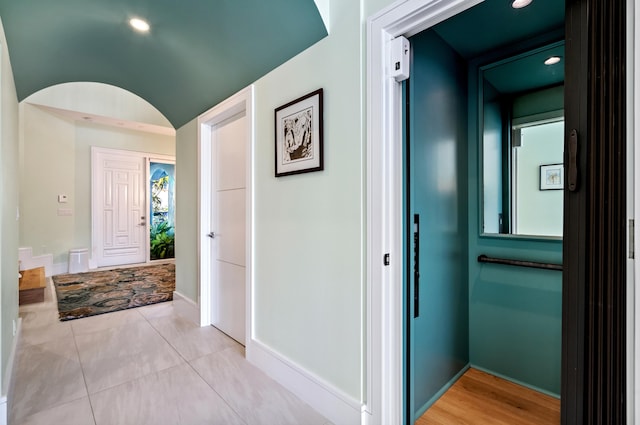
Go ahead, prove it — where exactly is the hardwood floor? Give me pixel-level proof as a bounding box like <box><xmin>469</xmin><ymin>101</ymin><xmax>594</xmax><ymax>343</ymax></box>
<box><xmin>416</xmin><ymin>368</ymin><xmax>560</xmax><ymax>425</ymax></box>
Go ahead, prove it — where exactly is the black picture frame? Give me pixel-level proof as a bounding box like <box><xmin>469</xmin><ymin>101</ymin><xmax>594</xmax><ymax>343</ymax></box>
<box><xmin>274</xmin><ymin>89</ymin><xmax>323</xmax><ymax>177</ymax></box>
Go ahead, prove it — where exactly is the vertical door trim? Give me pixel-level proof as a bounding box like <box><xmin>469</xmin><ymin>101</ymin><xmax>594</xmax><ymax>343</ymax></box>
<box><xmin>197</xmin><ymin>86</ymin><xmax>254</xmax><ymax>350</ymax></box>
<box><xmin>630</xmin><ymin>0</ymin><xmax>639</xmax><ymax>421</ymax></box>
<box><xmin>147</xmin><ymin>157</ymin><xmax>176</xmax><ymax>263</ymax></box>
<box><xmin>365</xmin><ymin>1</ymin><xmax>482</xmax><ymax>423</ymax></box>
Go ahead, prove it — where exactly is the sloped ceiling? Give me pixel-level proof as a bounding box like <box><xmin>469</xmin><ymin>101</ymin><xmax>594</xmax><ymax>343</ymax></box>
<box><xmin>0</xmin><ymin>0</ymin><xmax>328</xmax><ymax>128</ymax></box>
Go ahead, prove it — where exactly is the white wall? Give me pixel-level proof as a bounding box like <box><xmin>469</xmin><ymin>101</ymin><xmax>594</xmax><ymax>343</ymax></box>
<box><xmin>173</xmin><ymin>0</ymin><xmax>399</xmax><ymax>406</ymax></box>
<box><xmin>19</xmin><ymin>102</ymin><xmax>175</xmax><ymax>268</ymax></box>
<box><xmin>175</xmin><ymin>119</ymin><xmax>198</xmax><ymax>302</ymax></box>
<box><xmin>252</xmin><ymin>0</ymin><xmax>363</xmax><ymax>400</ymax></box>
<box><xmin>24</xmin><ymin>82</ymin><xmax>173</xmax><ymax>128</ymax></box>
<box><xmin>0</xmin><ymin>16</ymin><xmax>20</xmax><ymax>419</ymax></box>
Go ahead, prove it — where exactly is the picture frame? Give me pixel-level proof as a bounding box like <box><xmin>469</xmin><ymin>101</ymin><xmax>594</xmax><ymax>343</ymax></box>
<box><xmin>539</xmin><ymin>163</ymin><xmax>564</xmax><ymax>190</ymax></box>
<box><xmin>274</xmin><ymin>89</ymin><xmax>323</xmax><ymax>177</ymax></box>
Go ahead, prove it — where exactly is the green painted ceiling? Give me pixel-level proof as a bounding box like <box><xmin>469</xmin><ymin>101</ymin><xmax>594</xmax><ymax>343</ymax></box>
<box><xmin>432</xmin><ymin>0</ymin><xmax>565</xmax><ymax>96</ymax></box>
<box><xmin>0</xmin><ymin>0</ymin><xmax>327</xmax><ymax>128</ymax></box>
<box><xmin>433</xmin><ymin>0</ymin><xmax>564</xmax><ymax>60</ymax></box>
<box><xmin>483</xmin><ymin>43</ymin><xmax>564</xmax><ymax>94</ymax></box>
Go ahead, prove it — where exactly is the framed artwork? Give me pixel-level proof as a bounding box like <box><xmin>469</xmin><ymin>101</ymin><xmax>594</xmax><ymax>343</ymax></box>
<box><xmin>540</xmin><ymin>163</ymin><xmax>564</xmax><ymax>190</ymax></box>
<box><xmin>274</xmin><ymin>89</ymin><xmax>323</xmax><ymax>177</ymax></box>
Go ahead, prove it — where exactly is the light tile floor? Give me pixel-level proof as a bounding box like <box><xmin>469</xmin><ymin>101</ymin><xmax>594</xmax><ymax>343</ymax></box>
<box><xmin>10</xmin><ymin>280</ymin><xmax>331</xmax><ymax>425</ymax></box>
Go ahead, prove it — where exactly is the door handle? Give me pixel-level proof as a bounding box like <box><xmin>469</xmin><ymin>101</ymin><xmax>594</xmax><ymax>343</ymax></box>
<box><xmin>413</xmin><ymin>214</ymin><xmax>420</xmax><ymax>318</ymax></box>
<box><xmin>207</xmin><ymin>232</ymin><xmax>216</xmax><ymax>238</ymax></box>
<box><xmin>568</xmin><ymin>129</ymin><xmax>578</xmax><ymax>192</ymax></box>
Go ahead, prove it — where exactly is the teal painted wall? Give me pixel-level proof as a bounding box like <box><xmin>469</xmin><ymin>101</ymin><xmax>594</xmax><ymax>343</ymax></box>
<box><xmin>408</xmin><ymin>30</ymin><xmax>469</xmax><ymax>419</ymax></box>
<box><xmin>408</xmin><ymin>28</ymin><xmax>562</xmax><ymax>403</ymax></box>
<box><xmin>468</xmin><ymin>57</ymin><xmax>562</xmax><ymax>396</ymax></box>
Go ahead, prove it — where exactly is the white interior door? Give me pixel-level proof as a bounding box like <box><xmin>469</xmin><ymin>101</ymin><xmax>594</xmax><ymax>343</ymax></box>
<box><xmin>210</xmin><ymin>111</ymin><xmax>247</xmax><ymax>344</ymax></box>
<box><xmin>93</xmin><ymin>149</ymin><xmax>147</xmax><ymax>267</ymax></box>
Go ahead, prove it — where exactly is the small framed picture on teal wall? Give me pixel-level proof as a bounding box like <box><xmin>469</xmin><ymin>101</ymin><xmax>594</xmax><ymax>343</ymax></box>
<box><xmin>274</xmin><ymin>88</ymin><xmax>323</xmax><ymax>177</ymax></box>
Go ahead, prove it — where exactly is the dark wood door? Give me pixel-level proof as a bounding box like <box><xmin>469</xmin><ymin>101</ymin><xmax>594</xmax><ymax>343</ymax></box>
<box><xmin>562</xmin><ymin>0</ymin><xmax>627</xmax><ymax>422</ymax></box>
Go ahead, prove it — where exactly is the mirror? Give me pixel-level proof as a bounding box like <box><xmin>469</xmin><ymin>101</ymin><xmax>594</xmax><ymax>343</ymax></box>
<box><xmin>481</xmin><ymin>41</ymin><xmax>564</xmax><ymax>238</ymax></box>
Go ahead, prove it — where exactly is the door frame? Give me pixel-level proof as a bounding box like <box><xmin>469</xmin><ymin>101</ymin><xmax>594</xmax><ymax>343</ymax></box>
<box><xmin>147</xmin><ymin>156</ymin><xmax>177</xmax><ymax>263</ymax></box>
<box><xmin>632</xmin><ymin>0</ymin><xmax>639</xmax><ymax>420</ymax></box>
<box><xmin>365</xmin><ymin>1</ymin><xmax>482</xmax><ymax>422</ymax></box>
<box><xmin>91</xmin><ymin>147</ymin><xmax>175</xmax><ymax>268</ymax></box>
<box><xmin>197</xmin><ymin>86</ymin><xmax>254</xmax><ymax>348</ymax></box>
<box><xmin>367</xmin><ymin>0</ymin><xmax>635</xmax><ymax>423</ymax></box>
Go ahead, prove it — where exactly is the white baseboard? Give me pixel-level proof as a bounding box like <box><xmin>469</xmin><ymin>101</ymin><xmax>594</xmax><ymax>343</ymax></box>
<box><xmin>0</xmin><ymin>398</ymin><xmax>6</xmax><ymax>425</ymax></box>
<box><xmin>172</xmin><ymin>291</ymin><xmax>199</xmax><ymax>325</ymax></box>
<box><xmin>1</xmin><ymin>317</ymin><xmax>22</xmax><ymax>425</ymax></box>
<box><xmin>18</xmin><ymin>247</ymin><xmax>54</xmax><ymax>277</ymax></box>
<box><xmin>247</xmin><ymin>339</ymin><xmax>363</xmax><ymax>425</ymax></box>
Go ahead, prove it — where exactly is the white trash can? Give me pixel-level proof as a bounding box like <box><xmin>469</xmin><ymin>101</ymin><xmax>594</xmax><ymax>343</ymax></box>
<box><xmin>68</xmin><ymin>248</ymin><xmax>89</xmax><ymax>274</ymax></box>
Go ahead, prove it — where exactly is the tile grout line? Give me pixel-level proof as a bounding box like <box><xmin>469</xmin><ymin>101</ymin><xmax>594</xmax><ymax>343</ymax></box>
<box><xmin>185</xmin><ymin>348</ymin><xmax>250</xmax><ymax>425</ymax></box>
<box><xmin>70</xmin><ymin>323</ymin><xmax>99</xmax><ymax>425</ymax></box>
<box><xmin>140</xmin><ymin>309</ymin><xmax>249</xmax><ymax>425</ymax></box>
<box><xmin>138</xmin><ymin>305</ymin><xmax>191</xmax><ymax>365</ymax></box>
<box><xmin>82</xmin><ymin>309</ymin><xmax>184</xmax><ymax>394</ymax></box>
<box><xmin>11</xmin><ymin>285</ymin><xmax>85</xmax><ymax>423</ymax></box>
<box><xmin>69</xmin><ymin>307</ymin><xmax>183</xmax><ymax>422</ymax></box>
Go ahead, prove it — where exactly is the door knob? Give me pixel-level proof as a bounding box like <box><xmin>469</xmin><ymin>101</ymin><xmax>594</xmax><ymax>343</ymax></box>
<box><xmin>207</xmin><ymin>232</ymin><xmax>216</xmax><ymax>238</ymax></box>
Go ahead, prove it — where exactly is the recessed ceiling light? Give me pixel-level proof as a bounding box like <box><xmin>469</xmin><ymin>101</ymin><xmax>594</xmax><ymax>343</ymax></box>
<box><xmin>129</xmin><ymin>18</ymin><xmax>150</xmax><ymax>33</ymax></box>
<box><xmin>544</xmin><ymin>56</ymin><xmax>562</xmax><ymax>65</ymax></box>
<box><xmin>511</xmin><ymin>0</ymin><xmax>533</xmax><ymax>8</ymax></box>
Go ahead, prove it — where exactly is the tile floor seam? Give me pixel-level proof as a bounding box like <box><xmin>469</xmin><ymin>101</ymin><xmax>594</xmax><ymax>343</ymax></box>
<box><xmin>11</xmin><ymin>326</ymin><xmax>87</xmax><ymax>422</ymax></box>
<box><xmin>70</xmin><ymin>322</ymin><xmax>98</xmax><ymax>425</ymax></box>
<box><xmin>69</xmin><ymin>318</ymin><xmax>175</xmax><ymax>398</ymax></box>
<box><xmin>72</xmin><ymin>310</ymin><xmax>188</xmax><ymax>396</ymax></box>
<box><xmin>142</xmin><ymin>310</ymin><xmax>193</xmax><ymax>364</ymax></box>
<box><xmin>83</xmin><ymin>353</ymin><xmax>187</xmax><ymax>396</ymax></box>
<box><xmin>185</xmin><ymin>352</ymin><xmax>250</xmax><ymax>425</ymax></box>
<box><xmin>16</xmin><ymin>395</ymin><xmax>93</xmax><ymax>424</ymax></box>
<box><xmin>86</xmin><ymin>361</ymin><xmax>184</xmax><ymax>398</ymax></box>
<box><xmin>143</xmin><ymin>315</ymin><xmax>250</xmax><ymax>424</ymax></box>
<box><xmin>87</xmin><ymin>361</ymin><xmax>248</xmax><ymax>425</ymax></box>
<box><xmin>12</xmin><ymin>299</ymin><xmax>330</xmax><ymax>425</ymax></box>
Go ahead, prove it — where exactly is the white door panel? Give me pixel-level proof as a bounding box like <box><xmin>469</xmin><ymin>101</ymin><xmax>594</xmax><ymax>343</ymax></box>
<box><xmin>212</xmin><ymin>261</ymin><xmax>246</xmax><ymax>343</ymax></box>
<box><xmin>217</xmin><ymin>116</ymin><xmax>247</xmax><ymax>190</ymax></box>
<box><xmin>217</xmin><ymin>189</ymin><xmax>246</xmax><ymax>267</ymax></box>
<box><xmin>211</xmin><ymin>111</ymin><xmax>247</xmax><ymax>344</ymax></box>
<box><xmin>94</xmin><ymin>151</ymin><xmax>146</xmax><ymax>267</ymax></box>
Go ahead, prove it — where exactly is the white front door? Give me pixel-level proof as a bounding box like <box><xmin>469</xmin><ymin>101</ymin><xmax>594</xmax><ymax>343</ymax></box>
<box><xmin>210</xmin><ymin>111</ymin><xmax>247</xmax><ymax>344</ymax></box>
<box><xmin>93</xmin><ymin>149</ymin><xmax>147</xmax><ymax>267</ymax></box>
